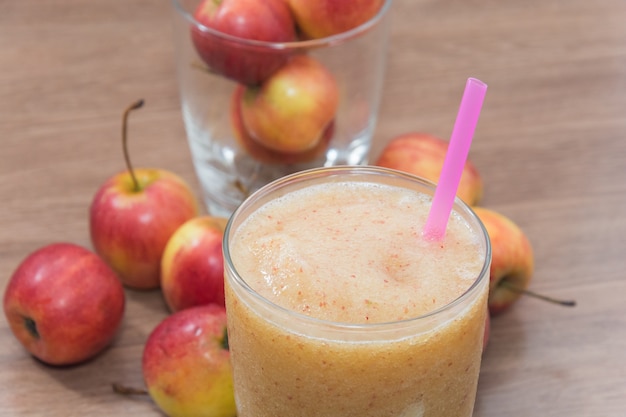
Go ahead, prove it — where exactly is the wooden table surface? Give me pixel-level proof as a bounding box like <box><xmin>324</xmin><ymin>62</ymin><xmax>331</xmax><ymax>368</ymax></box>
<box><xmin>2</xmin><ymin>0</ymin><xmax>625</xmax><ymax>416</ymax></box>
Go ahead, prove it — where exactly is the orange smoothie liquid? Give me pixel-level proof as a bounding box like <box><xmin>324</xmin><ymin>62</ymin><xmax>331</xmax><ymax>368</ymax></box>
<box><xmin>224</xmin><ymin>169</ymin><xmax>489</xmax><ymax>417</ymax></box>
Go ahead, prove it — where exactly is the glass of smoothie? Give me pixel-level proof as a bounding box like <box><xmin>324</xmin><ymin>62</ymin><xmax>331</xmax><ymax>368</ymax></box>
<box><xmin>223</xmin><ymin>166</ymin><xmax>491</xmax><ymax>417</ymax></box>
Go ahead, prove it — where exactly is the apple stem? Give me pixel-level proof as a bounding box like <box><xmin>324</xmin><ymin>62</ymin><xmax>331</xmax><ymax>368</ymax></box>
<box><xmin>233</xmin><ymin>169</ymin><xmax>261</xmax><ymax>198</ymax></box>
<box><xmin>233</xmin><ymin>179</ymin><xmax>250</xmax><ymax>198</ymax></box>
<box><xmin>122</xmin><ymin>99</ymin><xmax>145</xmax><ymax>192</ymax></box>
<box><xmin>500</xmin><ymin>281</ymin><xmax>577</xmax><ymax>307</ymax></box>
<box><xmin>112</xmin><ymin>383</ymin><xmax>148</xmax><ymax>396</ymax></box>
<box><xmin>191</xmin><ymin>61</ymin><xmax>220</xmax><ymax>77</ymax></box>
<box><xmin>221</xmin><ymin>327</ymin><xmax>229</xmax><ymax>351</ymax></box>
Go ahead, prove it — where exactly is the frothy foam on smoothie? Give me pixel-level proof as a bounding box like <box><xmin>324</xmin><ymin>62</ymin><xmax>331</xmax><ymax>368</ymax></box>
<box><xmin>231</xmin><ymin>181</ymin><xmax>484</xmax><ymax>324</ymax></box>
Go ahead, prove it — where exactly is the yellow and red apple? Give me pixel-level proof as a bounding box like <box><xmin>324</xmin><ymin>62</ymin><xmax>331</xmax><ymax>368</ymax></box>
<box><xmin>142</xmin><ymin>305</ymin><xmax>236</xmax><ymax>417</ymax></box>
<box><xmin>3</xmin><ymin>243</ymin><xmax>125</xmax><ymax>366</ymax></box>
<box><xmin>286</xmin><ymin>0</ymin><xmax>384</xmax><ymax>39</ymax></box>
<box><xmin>89</xmin><ymin>100</ymin><xmax>200</xmax><ymax>290</ymax></box>
<box><xmin>473</xmin><ymin>207</ymin><xmax>534</xmax><ymax>315</ymax></box>
<box><xmin>191</xmin><ymin>0</ymin><xmax>297</xmax><ymax>86</ymax></box>
<box><xmin>161</xmin><ymin>216</ymin><xmax>229</xmax><ymax>312</ymax></box>
<box><xmin>240</xmin><ymin>54</ymin><xmax>339</xmax><ymax>154</ymax></box>
<box><xmin>230</xmin><ymin>85</ymin><xmax>333</xmax><ymax>164</ymax></box>
<box><xmin>90</xmin><ymin>168</ymin><xmax>200</xmax><ymax>290</ymax></box>
<box><xmin>375</xmin><ymin>132</ymin><xmax>484</xmax><ymax>206</ymax></box>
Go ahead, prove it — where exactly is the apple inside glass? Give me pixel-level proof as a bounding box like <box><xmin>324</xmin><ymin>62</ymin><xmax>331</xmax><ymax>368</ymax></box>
<box><xmin>239</xmin><ymin>54</ymin><xmax>339</xmax><ymax>154</ymax></box>
<box><xmin>230</xmin><ymin>84</ymin><xmax>333</xmax><ymax>165</ymax></box>
<box><xmin>190</xmin><ymin>0</ymin><xmax>298</xmax><ymax>86</ymax></box>
<box><xmin>287</xmin><ymin>0</ymin><xmax>385</xmax><ymax>39</ymax></box>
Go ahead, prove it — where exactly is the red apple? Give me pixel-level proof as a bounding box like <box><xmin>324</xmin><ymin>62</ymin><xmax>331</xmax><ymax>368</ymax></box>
<box><xmin>161</xmin><ymin>216</ymin><xmax>229</xmax><ymax>312</ymax></box>
<box><xmin>143</xmin><ymin>305</ymin><xmax>236</xmax><ymax>417</ymax></box>
<box><xmin>240</xmin><ymin>54</ymin><xmax>339</xmax><ymax>153</ymax></box>
<box><xmin>90</xmin><ymin>100</ymin><xmax>200</xmax><ymax>290</ymax></box>
<box><xmin>191</xmin><ymin>0</ymin><xmax>298</xmax><ymax>86</ymax></box>
<box><xmin>287</xmin><ymin>0</ymin><xmax>384</xmax><ymax>39</ymax></box>
<box><xmin>472</xmin><ymin>207</ymin><xmax>534</xmax><ymax>315</ymax></box>
<box><xmin>230</xmin><ymin>85</ymin><xmax>333</xmax><ymax>164</ymax></box>
<box><xmin>3</xmin><ymin>243</ymin><xmax>125</xmax><ymax>366</ymax></box>
<box><xmin>375</xmin><ymin>132</ymin><xmax>484</xmax><ymax>206</ymax></box>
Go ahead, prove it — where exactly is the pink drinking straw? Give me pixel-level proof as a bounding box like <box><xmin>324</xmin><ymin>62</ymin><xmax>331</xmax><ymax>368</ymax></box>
<box><xmin>423</xmin><ymin>78</ymin><xmax>488</xmax><ymax>241</ymax></box>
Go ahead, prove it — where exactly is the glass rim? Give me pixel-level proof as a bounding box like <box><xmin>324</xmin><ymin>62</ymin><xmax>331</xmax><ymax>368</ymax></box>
<box><xmin>223</xmin><ymin>165</ymin><xmax>492</xmax><ymax>334</ymax></box>
<box><xmin>172</xmin><ymin>0</ymin><xmax>393</xmax><ymax>50</ymax></box>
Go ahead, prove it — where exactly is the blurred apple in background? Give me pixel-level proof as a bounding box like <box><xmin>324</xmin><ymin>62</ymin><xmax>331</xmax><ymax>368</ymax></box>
<box><xmin>191</xmin><ymin>0</ymin><xmax>297</xmax><ymax>86</ymax></box>
<box><xmin>240</xmin><ymin>54</ymin><xmax>339</xmax><ymax>154</ymax></box>
<box><xmin>143</xmin><ymin>305</ymin><xmax>236</xmax><ymax>417</ymax></box>
<box><xmin>3</xmin><ymin>243</ymin><xmax>125</xmax><ymax>366</ymax></box>
<box><xmin>161</xmin><ymin>216</ymin><xmax>229</xmax><ymax>312</ymax></box>
<box><xmin>230</xmin><ymin>85</ymin><xmax>334</xmax><ymax>165</ymax></box>
<box><xmin>90</xmin><ymin>100</ymin><xmax>200</xmax><ymax>290</ymax></box>
<box><xmin>375</xmin><ymin>132</ymin><xmax>484</xmax><ymax>206</ymax></box>
<box><xmin>287</xmin><ymin>0</ymin><xmax>384</xmax><ymax>39</ymax></box>
<box><xmin>472</xmin><ymin>207</ymin><xmax>535</xmax><ymax>315</ymax></box>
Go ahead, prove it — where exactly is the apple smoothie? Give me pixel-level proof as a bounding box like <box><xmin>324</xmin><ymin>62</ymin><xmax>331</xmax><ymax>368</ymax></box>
<box><xmin>223</xmin><ymin>166</ymin><xmax>490</xmax><ymax>417</ymax></box>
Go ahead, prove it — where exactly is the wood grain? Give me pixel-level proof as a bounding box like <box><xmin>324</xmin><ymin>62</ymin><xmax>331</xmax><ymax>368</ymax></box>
<box><xmin>2</xmin><ymin>0</ymin><xmax>625</xmax><ymax>416</ymax></box>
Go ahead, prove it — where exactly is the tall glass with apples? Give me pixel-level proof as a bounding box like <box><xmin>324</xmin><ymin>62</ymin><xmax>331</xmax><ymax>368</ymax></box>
<box><xmin>223</xmin><ymin>166</ymin><xmax>491</xmax><ymax>417</ymax></box>
<box><xmin>170</xmin><ymin>0</ymin><xmax>392</xmax><ymax>216</ymax></box>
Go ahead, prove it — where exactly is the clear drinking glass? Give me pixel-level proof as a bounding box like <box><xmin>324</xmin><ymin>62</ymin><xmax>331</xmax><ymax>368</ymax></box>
<box><xmin>223</xmin><ymin>166</ymin><xmax>491</xmax><ymax>417</ymax></box>
<box><xmin>170</xmin><ymin>0</ymin><xmax>392</xmax><ymax>216</ymax></box>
